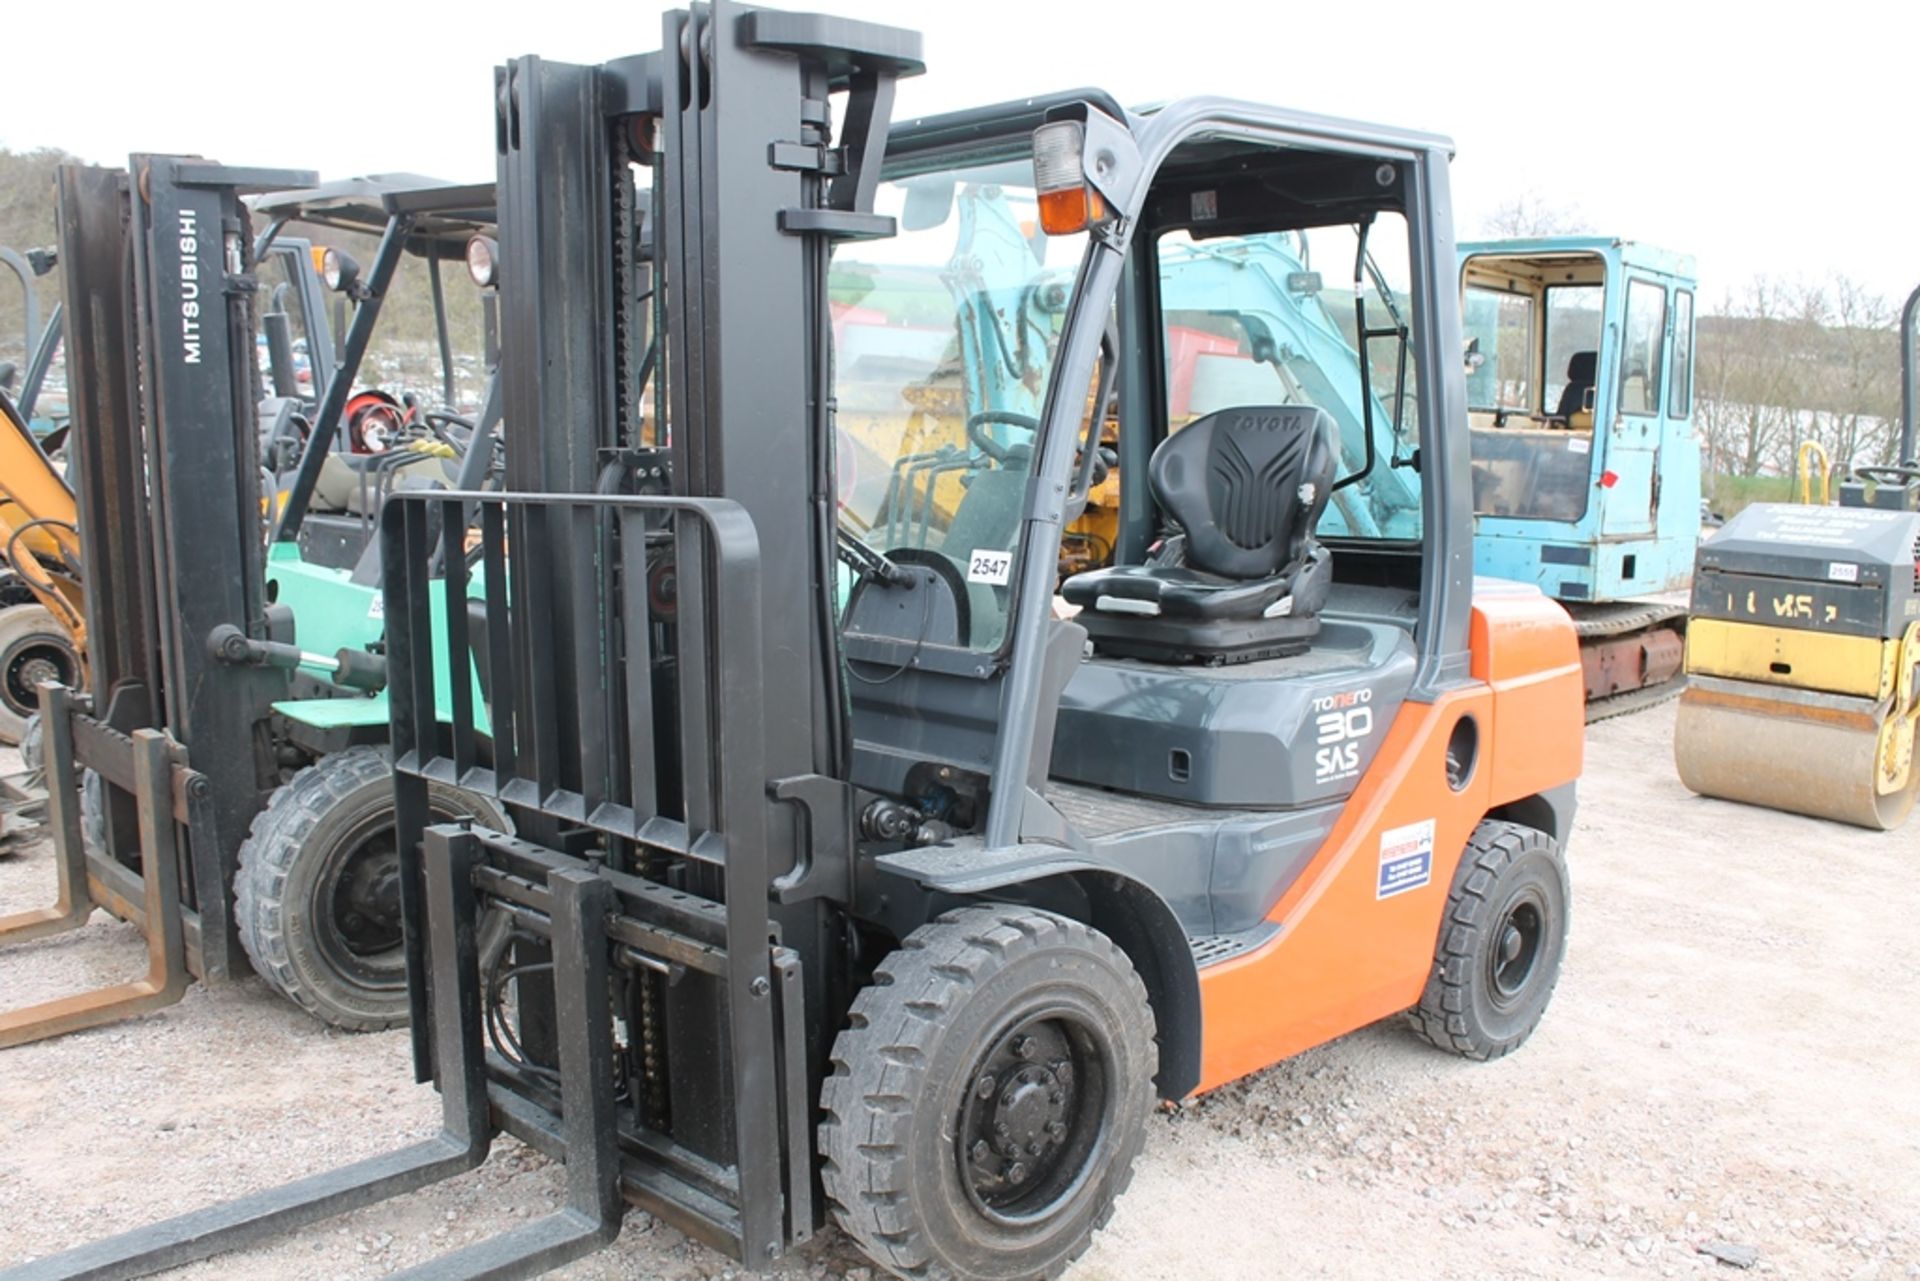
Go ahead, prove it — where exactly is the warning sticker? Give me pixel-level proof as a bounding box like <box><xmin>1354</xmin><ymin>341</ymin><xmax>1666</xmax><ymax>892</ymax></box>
<box><xmin>1827</xmin><ymin>562</ymin><xmax>1859</xmax><ymax>583</ymax></box>
<box><xmin>1567</xmin><ymin>437</ymin><xmax>1591</xmax><ymax>455</ymax></box>
<box><xmin>366</xmin><ymin>594</ymin><xmax>385</xmax><ymax>620</ymax></box>
<box><xmin>1377</xmin><ymin>819</ymin><xmax>1434</xmax><ymax>900</ymax></box>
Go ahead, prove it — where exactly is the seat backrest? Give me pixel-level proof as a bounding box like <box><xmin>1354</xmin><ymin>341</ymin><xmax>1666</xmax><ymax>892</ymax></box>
<box><xmin>1556</xmin><ymin>349</ymin><xmax>1597</xmax><ymax>418</ymax></box>
<box><xmin>1149</xmin><ymin>405</ymin><xmax>1337</xmax><ymax>580</ymax></box>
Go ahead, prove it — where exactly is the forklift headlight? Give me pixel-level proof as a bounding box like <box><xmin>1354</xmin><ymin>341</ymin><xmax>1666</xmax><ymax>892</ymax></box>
<box><xmin>321</xmin><ymin>247</ymin><xmax>360</xmax><ymax>293</ymax></box>
<box><xmin>1032</xmin><ymin>120</ymin><xmax>1104</xmax><ymax>236</ymax></box>
<box><xmin>465</xmin><ymin>235</ymin><xmax>500</xmax><ymax>289</ymax></box>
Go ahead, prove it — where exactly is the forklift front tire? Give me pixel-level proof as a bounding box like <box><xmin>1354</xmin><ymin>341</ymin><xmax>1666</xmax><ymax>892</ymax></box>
<box><xmin>1409</xmin><ymin>819</ymin><xmax>1570</xmax><ymax>1061</ymax></box>
<box><xmin>235</xmin><ymin>746</ymin><xmax>508</xmax><ymax>1031</ymax></box>
<box><xmin>820</xmin><ymin>905</ymin><xmax>1156</xmax><ymax>1281</ymax></box>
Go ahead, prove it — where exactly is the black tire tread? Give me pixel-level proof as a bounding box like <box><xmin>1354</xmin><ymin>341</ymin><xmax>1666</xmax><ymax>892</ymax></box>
<box><xmin>818</xmin><ymin>905</ymin><xmax>1153</xmax><ymax>1281</ymax></box>
<box><xmin>1407</xmin><ymin>818</ymin><xmax>1567</xmax><ymax>1061</ymax></box>
<box><xmin>234</xmin><ymin>746</ymin><xmax>400</xmax><ymax>1031</ymax></box>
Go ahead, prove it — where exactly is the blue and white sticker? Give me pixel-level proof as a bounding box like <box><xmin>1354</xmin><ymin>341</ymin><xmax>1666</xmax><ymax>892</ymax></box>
<box><xmin>1377</xmin><ymin>819</ymin><xmax>1434</xmax><ymax>899</ymax></box>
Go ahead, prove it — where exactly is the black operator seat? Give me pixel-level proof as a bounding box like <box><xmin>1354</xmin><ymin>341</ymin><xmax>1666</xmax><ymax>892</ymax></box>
<box><xmin>1554</xmin><ymin>349</ymin><xmax>1597</xmax><ymax>420</ymax></box>
<box><xmin>1060</xmin><ymin>404</ymin><xmax>1337</xmax><ymax>664</ymax></box>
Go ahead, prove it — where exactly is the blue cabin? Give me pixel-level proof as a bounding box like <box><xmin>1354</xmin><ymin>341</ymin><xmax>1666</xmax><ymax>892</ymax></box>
<box><xmin>1458</xmin><ymin>238</ymin><xmax>1699</xmax><ymax>604</ymax></box>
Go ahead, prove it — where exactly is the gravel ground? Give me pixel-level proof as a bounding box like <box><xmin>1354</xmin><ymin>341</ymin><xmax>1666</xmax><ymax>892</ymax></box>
<box><xmin>1</xmin><ymin>702</ymin><xmax>1916</xmax><ymax>1280</ymax></box>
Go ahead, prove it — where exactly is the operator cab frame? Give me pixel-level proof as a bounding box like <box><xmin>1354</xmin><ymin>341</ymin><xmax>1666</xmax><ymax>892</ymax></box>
<box><xmin>835</xmin><ymin>96</ymin><xmax>1473</xmax><ymax>895</ymax></box>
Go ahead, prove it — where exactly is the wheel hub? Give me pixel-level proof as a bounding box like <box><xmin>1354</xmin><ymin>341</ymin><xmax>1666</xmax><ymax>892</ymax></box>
<box><xmin>1489</xmin><ymin>894</ymin><xmax>1545</xmax><ymax>1005</ymax></box>
<box><xmin>3</xmin><ymin>635</ymin><xmax>79</xmax><ymax>716</ymax></box>
<box><xmin>327</xmin><ymin>836</ymin><xmax>403</xmax><ymax>956</ymax></box>
<box><xmin>957</xmin><ymin>1015</ymin><xmax>1100</xmax><ymax>1215</ymax></box>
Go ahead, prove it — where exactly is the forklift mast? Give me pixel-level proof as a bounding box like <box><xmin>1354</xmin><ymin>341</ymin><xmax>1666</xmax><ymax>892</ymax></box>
<box><xmin>373</xmin><ymin>5</ymin><xmax>926</xmax><ymax>1263</ymax></box>
<box><xmin>55</xmin><ymin>158</ymin><xmax>314</xmax><ymax>981</ymax></box>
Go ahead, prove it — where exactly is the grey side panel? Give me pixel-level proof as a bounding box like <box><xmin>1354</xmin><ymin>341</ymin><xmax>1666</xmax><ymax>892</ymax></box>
<box><xmin>1693</xmin><ymin>505</ymin><xmax>1920</xmax><ymax>636</ymax></box>
<box><xmin>1051</xmin><ymin>619</ymin><xmax>1416</xmax><ymax>808</ymax></box>
<box><xmin>1032</xmin><ymin>783</ymin><xmax>1344</xmax><ymax>937</ymax></box>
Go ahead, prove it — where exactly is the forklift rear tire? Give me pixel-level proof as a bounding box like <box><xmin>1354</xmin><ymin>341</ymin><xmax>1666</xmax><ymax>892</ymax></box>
<box><xmin>1408</xmin><ymin>819</ymin><xmax>1569</xmax><ymax>1060</ymax></box>
<box><xmin>235</xmin><ymin>746</ymin><xmax>508</xmax><ymax>1031</ymax></box>
<box><xmin>0</xmin><ymin>604</ymin><xmax>81</xmax><ymax>746</ymax></box>
<box><xmin>820</xmin><ymin>905</ymin><xmax>1156</xmax><ymax>1281</ymax></box>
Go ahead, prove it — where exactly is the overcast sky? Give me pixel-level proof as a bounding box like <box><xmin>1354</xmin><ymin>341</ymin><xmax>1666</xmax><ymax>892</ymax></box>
<box><xmin>9</xmin><ymin>0</ymin><xmax>1915</xmax><ymax>309</ymax></box>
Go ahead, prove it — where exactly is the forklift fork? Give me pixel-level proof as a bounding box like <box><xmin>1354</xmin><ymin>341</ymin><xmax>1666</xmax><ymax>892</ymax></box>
<box><xmin>2</xmin><ymin>823</ymin><xmax>625</xmax><ymax>1281</ymax></box>
<box><xmin>0</xmin><ymin>688</ymin><xmax>196</xmax><ymax>1048</ymax></box>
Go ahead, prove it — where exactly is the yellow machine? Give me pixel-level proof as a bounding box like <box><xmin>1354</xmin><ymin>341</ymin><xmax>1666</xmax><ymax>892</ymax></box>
<box><xmin>1674</xmin><ymin>503</ymin><xmax>1920</xmax><ymax>829</ymax></box>
<box><xmin>1677</xmin><ymin>284</ymin><xmax>1920</xmax><ymax>830</ymax></box>
<box><xmin>0</xmin><ymin>390</ymin><xmax>85</xmax><ymax>744</ymax></box>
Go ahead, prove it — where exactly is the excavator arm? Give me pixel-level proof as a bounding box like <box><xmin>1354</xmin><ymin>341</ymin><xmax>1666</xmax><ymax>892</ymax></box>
<box><xmin>0</xmin><ymin>389</ymin><xmax>87</xmax><ymax>657</ymax></box>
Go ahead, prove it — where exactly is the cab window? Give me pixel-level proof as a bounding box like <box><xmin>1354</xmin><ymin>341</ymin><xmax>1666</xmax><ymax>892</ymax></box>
<box><xmin>1618</xmin><ymin>279</ymin><xmax>1666</xmax><ymax>416</ymax></box>
<box><xmin>1542</xmin><ymin>282</ymin><xmax>1603</xmax><ymax>415</ymax></box>
<box><xmin>1463</xmin><ymin>286</ymin><xmax>1534</xmax><ymax>414</ymax></box>
<box><xmin>1156</xmin><ymin>219</ymin><xmax>1423</xmax><ymax>543</ymax></box>
<box><xmin>1668</xmin><ymin>289</ymin><xmax>1694</xmax><ymax>418</ymax></box>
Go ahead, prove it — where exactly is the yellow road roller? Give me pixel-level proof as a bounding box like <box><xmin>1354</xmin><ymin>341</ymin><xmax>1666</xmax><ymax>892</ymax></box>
<box><xmin>1674</xmin><ymin>501</ymin><xmax>1920</xmax><ymax>829</ymax></box>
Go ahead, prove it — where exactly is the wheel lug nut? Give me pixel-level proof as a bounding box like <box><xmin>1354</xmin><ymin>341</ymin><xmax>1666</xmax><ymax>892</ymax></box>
<box><xmin>1013</xmin><ymin>1035</ymin><xmax>1037</xmax><ymax>1060</ymax></box>
<box><xmin>1052</xmin><ymin>1061</ymin><xmax>1073</xmax><ymax>1084</ymax></box>
<box><xmin>974</xmin><ymin>1074</ymin><xmax>996</xmax><ymax>1100</ymax></box>
<box><xmin>1007</xmin><ymin>1162</ymin><xmax>1028</xmax><ymax>1184</ymax></box>
<box><xmin>1050</xmin><ymin>1092</ymin><xmax>1064</xmax><ymax>1106</ymax></box>
<box><xmin>1045</xmin><ymin>1121</ymin><xmax>1066</xmax><ymax>1139</ymax></box>
<box><xmin>970</xmin><ymin>1140</ymin><xmax>991</xmax><ymax>1163</ymax></box>
<box><xmin>993</xmin><ymin>1121</ymin><xmax>1009</xmax><ymax>1137</ymax></box>
<box><xmin>1027</xmin><ymin>1141</ymin><xmax>1042</xmax><ymax>1156</ymax></box>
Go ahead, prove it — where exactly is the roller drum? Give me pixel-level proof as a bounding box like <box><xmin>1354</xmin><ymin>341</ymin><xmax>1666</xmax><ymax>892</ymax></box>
<box><xmin>1674</xmin><ymin>684</ymin><xmax>1917</xmax><ymax>831</ymax></box>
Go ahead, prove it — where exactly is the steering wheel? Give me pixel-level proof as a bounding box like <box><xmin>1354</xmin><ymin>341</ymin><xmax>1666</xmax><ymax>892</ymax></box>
<box><xmin>967</xmin><ymin>410</ymin><xmax>1040</xmax><ymax>464</ymax></box>
<box><xmin>422</xmin><ymin>410</ymin><xmax>476</xmax><ymax>448</ymax></box>
<box><xmin>1851</xmin><ymin>464</ymin><xmax>1920</xmax><ymax>485</ymax></box>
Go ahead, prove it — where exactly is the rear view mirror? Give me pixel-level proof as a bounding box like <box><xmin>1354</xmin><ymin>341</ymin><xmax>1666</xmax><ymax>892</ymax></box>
<box><xmin>901</xmin><ymin>179</ymin><xmax>956</xmax><ymax>232</ymax></box>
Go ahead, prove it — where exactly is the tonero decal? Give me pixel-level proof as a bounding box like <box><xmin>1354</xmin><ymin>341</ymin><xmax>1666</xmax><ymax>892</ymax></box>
<box><xmin>1312</xmin><ymin>687</ymin><xmax>1373</xmax><ymax>784</ymax></box>
<box><xmin>1376</xmin><ymin>819</ymin><xmax>1434</xmax><ymax>899</ymax></box>
<box><xmin>178</xmin><ymin>209</ymin><xmax>203</xmax><ymax>365</ymax></box>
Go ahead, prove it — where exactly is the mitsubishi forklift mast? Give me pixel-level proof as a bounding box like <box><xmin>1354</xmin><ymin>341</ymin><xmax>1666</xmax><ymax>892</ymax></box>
<box><xmin>0</xmin><ymin>157</ymin><xmax>315</xmax><ymax>1045</ymax></box>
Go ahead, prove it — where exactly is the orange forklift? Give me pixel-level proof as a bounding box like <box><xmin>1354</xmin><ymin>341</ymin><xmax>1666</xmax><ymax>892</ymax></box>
<box><xmin>9</xmin><ymin>5</ymin><xmax>1584</xmax><ymax>1279</ymax></box>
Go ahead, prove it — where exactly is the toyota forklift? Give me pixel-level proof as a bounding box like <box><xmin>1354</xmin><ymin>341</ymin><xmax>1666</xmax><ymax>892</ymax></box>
<box><xmin>5</xmin><ymin>4</ymin><xmax>1584</xmax><ymax>1279</ymax></box>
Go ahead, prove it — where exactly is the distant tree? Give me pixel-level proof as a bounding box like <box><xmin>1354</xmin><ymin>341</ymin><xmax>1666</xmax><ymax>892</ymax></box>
<box><xmin>0</xmin><ymin>147</ymin><xmax>82</xmax><ymax>368</ymax></box>
<box><xmin>1696</xmin><ymin>273</ymin><xmax>1902</xmax><ymax>503</ymax></box>
<box><xmin>1479</xmin><ymin>190</ymin><xmax>1592</xmax><ymax>239</ymax></box>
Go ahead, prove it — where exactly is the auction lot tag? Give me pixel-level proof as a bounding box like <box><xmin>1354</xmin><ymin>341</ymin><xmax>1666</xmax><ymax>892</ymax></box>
<box><xmin>1377</xmin><ymin>819</ymin><xmax>1435</xmax><ymax>899</ymax></box>
<box><xmin>968</xmin><ymin>549</ymin><xmax>1013</xmax><ymax>586</ymax></box>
